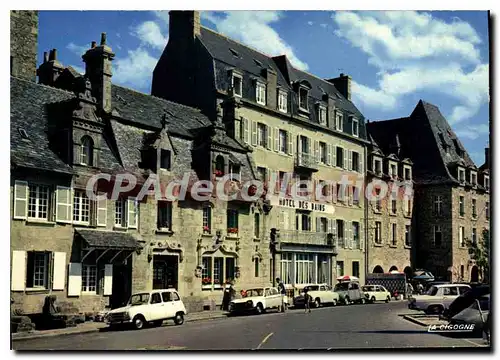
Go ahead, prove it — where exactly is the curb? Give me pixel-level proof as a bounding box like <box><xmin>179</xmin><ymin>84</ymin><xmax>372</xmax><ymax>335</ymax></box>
<box><xmin>402</xmin><ymin>314</ymin><xmax>443</xmax><ymax>327</ymax></box>
<box><xmin>12</xmin><ymin>313</ymin><xmax>229</xmax><ymax>342</ymax></box>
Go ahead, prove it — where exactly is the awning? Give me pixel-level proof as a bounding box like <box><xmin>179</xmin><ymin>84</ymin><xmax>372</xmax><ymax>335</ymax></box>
<box><xmin>75</xmin><ymin>229</ymin><xmax>140</xmax><ymax>250</ymax></box>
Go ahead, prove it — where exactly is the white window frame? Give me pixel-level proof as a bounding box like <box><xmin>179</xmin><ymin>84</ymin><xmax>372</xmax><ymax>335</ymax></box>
<box><xmin>434</xmin><ymin>195</ymin><xmax>443</xmax><ymax>215</ymax></box>
<box><xmin>403</xmin><ymin>165</ymin><xmax>412</xmax><ymax>181</ymax></box>
<box><xmin>470</xmin><ymin>171</ymin><xmax>477</xmax><ymax>186</ymax></box>
<box><xmin>257</xmin><ymin>123</ymin><xmax>267</xmax><ymax>147</ymax></box>
<box><xmin>232</xmin><ymin>73</ymin><xmax>243</xmax><ymax>97</ymax></box>
<box><xmin>278</xmin><ymin>90</ymin><xmax>287</xmax><ymax>113</ymax></box>
<box><xmin>484</xmin><ymin>175</ymin><xmax>490</xmax><ymax>191</ymax></box>
<box><xmin>375</xmin><ymin>221</ymin><xmax>382</xmax><ymax>244</ymax></box>
<box><xmin>389</xmin><ymin>161</ymin><xmax>398</xmax><ymax>179</ymax></box>
<box><xmin>201</xmin><ymin>255</ymin><xmax>236</xmax><ymax>290</ymax></box>
<box><xmin>158</xmin><ymin>201</ymin><xmax>173</xmax><ymax>231</ymax></box>
<box><xmin>28</xmin><ymin>184</ymin><xmax>50</xmax><ymax>221</ymax></box>
<box><xmin>352</xmin><ymin>151</ymin><xmax>360</xmax><ymax>172</ymax></box>
<box><xmin>115</xmin><ymin>198</ymin><xmax>126</xmax><ymax>227</ymax></box>
<box><xmin>352</xmin><ymin>117</ymin><xmax>359</xmax><ymax>137</ymax></box>
<box><xmin>31</xmin><ymin>251</ymin><xmax>49</xmax><ymax>289</ymax></box>
<box><xmin>391</xmin><ymin>223</ymin><xmax>397</xmax><ymax>246</ymax></box>
<box><xmin>81</xmin><ymin>264</ymin><xmax>97</xmax><ymax>294</ymax></box>
<box><xmin>299</xmin><ymin>87</ymin><xmax>309</xmax><ymax>111</ymax></box>
<box><xmin>352</xmin><ymin>221</ymin><xmax>360</xmax><ymax>249</ymax></box>
<box><xmin>472</xmin><ymin>198</ymin><xmax>477</xmax><ymax>218</ymax></box>
<box><xmin>256</xmin><ymin>82</ymin><xmax>266</xmax><ymax>105</ymax></box>
<box><xmin>459</xmin><ymin>196</ymin><xmax>465</xmax><ymax>216</ymax></box>
<box><xmin>459</xmin><ymin>226</ymin><xmax>465</xmax><ymax>247</ymax></box>
<box><xmin>202</xmin><ymin>206</ymin><xmax>212</xmax><ymax>233</ymax></box>
<box><xmin>336</xmin><ymin>112</ymin><xmax>343</xmax><ymax>131</ymax></box>
<box><xmin>472</xmin><ymin>228</ymin><xmax>477</xmax><ymax>245</ymax></box>
<box><xmin>458</xmin><ymin>167</ymin><xmax>465</xmax><ymax>183</ymax></box>
<box><xmin>319</xmin><ymin>142</ymin><xmax>327</xmax><ymax>164</ymax></box>
<box><xmin>373</xmin><ymin>157</ymin><xmax>382</xmax><ymax>175</ymax></box>
<box><xmin>318</xmin><ymin>105</ymin><xmax>327</xmax><ymax>125</ymax></box>
<box><xmin>280</xmin><ymin>253</ymin><xmax>293</xmax><ymax>284</ymax></box>
<box><xmin>279</xmin><ymin>129</ymin><xmax>287</xmax><ymax>153</ymax></box>
<box><xmin>405</xmin><ymin>225</ymin><xmax>411</xmax><ymax>247</ymax></box>
<box><xmin>80</xmin><ymin>136</ymin><xmax>94</xmax><ymax>166</ymax></box>
<box><xmin>73</xmin><ymin>190</ymin><xmax>90</xmax><ymax>224</ymax></box>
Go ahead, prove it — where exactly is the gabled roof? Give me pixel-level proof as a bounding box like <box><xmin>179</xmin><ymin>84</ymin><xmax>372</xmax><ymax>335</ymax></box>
<box><xmin>10</xmin><ymin>76</ymin><xmax>74</xmax><ymax>174</ymax></box>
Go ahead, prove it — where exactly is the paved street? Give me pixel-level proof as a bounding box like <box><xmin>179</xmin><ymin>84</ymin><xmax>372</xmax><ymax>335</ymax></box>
<box><xmin>13</xmin><ymin>302</ymin><xmax>489</xmax><ymax>350</ymax></box>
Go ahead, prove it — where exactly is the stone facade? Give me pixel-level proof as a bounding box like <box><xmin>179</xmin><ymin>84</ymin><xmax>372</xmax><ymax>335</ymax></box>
<box><xmin>10</xmin><ymin>10</ymin><xmax>38</xmax><ymax>82</ymax></box>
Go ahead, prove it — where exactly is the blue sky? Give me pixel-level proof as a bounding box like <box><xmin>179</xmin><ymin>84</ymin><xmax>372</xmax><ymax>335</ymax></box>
<box><xmin>37</xmin><ymin>10</ymin><xmax>490</xmax><ymax>166</ymax></box>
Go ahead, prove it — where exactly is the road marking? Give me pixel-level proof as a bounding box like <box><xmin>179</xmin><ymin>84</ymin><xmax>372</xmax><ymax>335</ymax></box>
<box><xmin>256</xmin><ymin>332</ymin><xmax>274</xmax><ymax>350</ymax></box>
<box><xmin>461</xmin><ymin>338</ymin><xmax>488</xmax><ymax>347</ymax></box>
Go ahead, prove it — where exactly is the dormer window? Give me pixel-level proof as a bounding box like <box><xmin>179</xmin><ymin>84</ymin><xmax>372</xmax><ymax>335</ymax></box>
<box><xmin>256</xmin><ymin>82</ymin><xmax>266</xmax><ymax>105</ymax></box>
<box><xmin>470</xmin><ymin>171</ymin><xmax>477</xmax><ymax>186</ymax></box>
<box><xmin>351</xmin><ymin>117</ymin><xmax>359</xmax><ymax>137</ymax></box>
<box><xmin>231</xmin><ymin>73</ymin><xmax>243</xmax><ymax>97</ymax></box>
<box><xmin>317</xmin><ymin>105</ymin><xmax>327</xmax><ymax>126</ymax></box>
<box><xmin>80</xmin><ymin>136</ymin><xmax>94</xmax><ymax>166</ymax></box>
<box><xmin>373</xmin><ymin>158</ymin><xmax>382</xmax><ymax>175</ymax></box>
<box><xmin>215</xmin><ymin>155</ymin><xmax>225</xmax><ymax>178</ymax></box>
<box><xmin>484</xmin><ymin>175</ymin><xmax>490</xmax><ymax>191</ymax></box>
<box><xmin>389</xmin><ymin>162</ymin><xmax>398</xmax><ymax>179</ymax></box>
<box><xmin>299</xmin><ymin>87</ymin><xmax>309</xmax><ymax>111</ymax></box>
<box><xmin>278</xmin><ymin>90</ymin><xmax>287</xmax><ymax>113</ymax></box>
<box><xmin>404</xmin><ymin>166</ymin><xmax>412</xmax><ymax>181</ymax></box>
<box><xmin>336</xmin><ymin>111</ymin><xmax>343</xmax><ymax>131</ymax></box>
<box><xmin>160</xmin><ymin>149</ymin><xmax>171</xmax><ymax>170</ymax></box>
<box><xmin>229</xmin><ymin>163</ymin><xmax>241</xmax><ymax>181</ymax></box>
<box><xmin>457</xmin><ymin>167</ymin><xmax>465</xmax><ymax>183</ymax></box>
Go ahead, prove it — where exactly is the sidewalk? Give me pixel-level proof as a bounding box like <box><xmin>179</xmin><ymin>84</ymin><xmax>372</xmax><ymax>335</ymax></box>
<box><xmin>12</xmin><ymin>310</ymin><xmax>228</xmax><ymax>341</ymax></box>
<box><xmin>401</xmin><ymin>313</ymin><xmax>448</xmax><ymax>327</ymax></box>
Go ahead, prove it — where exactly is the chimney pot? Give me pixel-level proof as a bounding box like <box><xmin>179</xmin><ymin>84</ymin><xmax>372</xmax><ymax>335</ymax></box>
<box><xmin>91</xmin><ymin>41</ymin><xmax>96</xmax><ymax>48</ymax></box>
<box><xmin>100</xmin><ymin>32</ymin><xmax>106</xmax><ymax>45</ymax></box>
<box><xmin>43</xmin><ymin>51</ymin><xmax>48</xmax><ymax>63</ymax></box>
<box><xmin>52</xmin><ymin>49</ymin><xmax>57</xmax><ymax>60</ymax></box>
<box><xmin>485</xmin><ymin>147</ymin><xmax>490</xmax><ymax>165</ymax></box>
<box><xmin>48</xmin><ymin>49</ymin><xmax>54</xmax><ymax>61</ymax></box>
<box><xmin>340</xmin><ymin>73</ymin><xmax>345</xmax><ymax>77</ymax></box>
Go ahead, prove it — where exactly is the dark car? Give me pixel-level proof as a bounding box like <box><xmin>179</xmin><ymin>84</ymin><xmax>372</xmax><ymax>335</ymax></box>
<box><xmin>442</xmin><ymin>284</ymin><xmax>490</xmax><ymax>321</ymax></box>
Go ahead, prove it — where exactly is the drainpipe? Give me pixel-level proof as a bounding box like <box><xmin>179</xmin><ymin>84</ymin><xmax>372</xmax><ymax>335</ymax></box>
<box><xmin>364</xmin><ymin>145</ymin><xmax>369</xmax><ymax>278</ymax></box>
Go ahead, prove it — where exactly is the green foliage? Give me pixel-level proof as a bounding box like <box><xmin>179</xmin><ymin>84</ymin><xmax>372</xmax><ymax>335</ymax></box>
<box><xmin>466</xmin><ymin>228</ymin><xmax>490</xmax><ymax>281</ymax></box>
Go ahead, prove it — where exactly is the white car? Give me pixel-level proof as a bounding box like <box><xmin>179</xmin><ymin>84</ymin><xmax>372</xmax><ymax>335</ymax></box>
<box><xmin>229</xmin><ymin>287</ymin><xmax>283</xmax><ymax>315</ymax></box>
<box><xmin>106</xmin><ymin>289</ymin><xmax>187</xmax><ymax>330</ymax></box>
<box><xmin>408</xmin><ymin>284</ymin><xmax>471</xmax><ymax>315</ymax></box>
<box><xmin>293</xmin><ymin>284</ymin><xmax>340</xmax><ymax>308</ymax></box>
<box><xmin>362</xmin><ymin>285</ymin><xmax>391</xmax><ymax>303</ymax></box>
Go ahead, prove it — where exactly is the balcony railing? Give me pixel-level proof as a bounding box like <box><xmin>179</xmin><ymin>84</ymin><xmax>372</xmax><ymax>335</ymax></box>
<box><xmin>295</xmin><ymin>152</ymin><xmax>318</xmax><ymax>171</ymax></box>
<box><xmin>279</xmin><ymin>230</ymin><xmax>334</xmax><ymax>246</ymax></box>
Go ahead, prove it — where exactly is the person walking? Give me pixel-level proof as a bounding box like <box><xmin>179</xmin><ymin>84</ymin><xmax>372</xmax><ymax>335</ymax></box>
<box><xmin>303</xmin><ymin>287</ymin><xmax>312</xmax><ymax>313</ymax></box>
<box><xmin>221</xmin><ymin>281</ymin><xmax>233</xmax><ymax>311</ymax></box>
<box><xmin>276</xmin><ymin>278</ymin><xmax>287</xmax><ymax>312</ymax></box>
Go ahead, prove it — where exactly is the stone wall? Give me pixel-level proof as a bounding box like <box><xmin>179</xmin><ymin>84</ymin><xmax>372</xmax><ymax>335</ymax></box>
<box><xmin>10</xmin><ymin>10</ymin><xmax>38</xmax><ymax>81</ymax></box>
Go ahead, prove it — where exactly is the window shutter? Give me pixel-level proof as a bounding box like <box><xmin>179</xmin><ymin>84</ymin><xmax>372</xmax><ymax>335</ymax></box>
<box><xmin>242</xmin><ymin>118</ymin><xmax>249</xmax><ymax>144</ymax></box>
<box><xmin>333</xmin><ymin>146</ymin><xmax>337</xmax><ymax>167</ymax></box>
<box><xmin>316</xmin><ymin>217</ymin><xmax>320</xmax><ymax>232</ymax></box>
<box><xmin>104</xmin><ymin>264</ymin><xmax>113</xmax><ymax>295</ymax></box>
<box><xmin>343</xmin><ymin>221</ymin><xmax>348</xmax><ymax>248</ymax></box>
<box><xmin>274</xmin><ymin>127</ymin><xmax>279</xmax><ymax>152</ymax></box>
<box><xmin>266</xmin><ymin>125</ymin><xmax>272</xmax><ymax>150</ymax></box>
<box><xmin>360</xmin><ymin>222</ymin><xmax>364</xmax><ymax>250</ymax></box>
<box><xmin>314</xmin><ymin>140</ymin><xmax>319</xmax><ymax>163</ymax></box>
<box><xmin>56</xmin><ymin>186</ymin><xmax>73</xmax><ymax>223</ymax></box>
<box><xmin>359</xmin><ymin>153</ymin><xmax>364</xmax><ymax>174</ymax></box>
<box><xmin>251</xmin><ymin>121</ymin><xmax>257</xmax><ymax>146</ymax></box>
<box><xmin>68</xmin><ymin>263</ymin><xmax>82</xmax><ymax>297</ymax></box>
<box><xmin>97</xmin><ymin>194</ymin><xmax>107</xmax><ymax>227</ymax></box>
<box><xmin>326</xmin><ymin>144</ymin><xmax>332</xmax><ymax>166</ymax></box>
<box><xmin>296</xmin><ymin>135</ymin><xmax>300</xmax><ymax>154</ymax></box>
<box><xmin>127</xmin><ymin>198</ymin><xmax>138</xmax><ymax>229</ymax></box>
<box><xmin>332</xmin><ymin>184</ymin><xmax>337</xmax><ymax>203</ymax></box>
<box><xmin>349</xmin><ymin>150</ymin><xmax>353</xmax><ymax>171</ymax></box>
<box><xmin>348</xmin><ymin>222</ymin><xmax>353</xmax><ymax>249</ymax></box>
<box><xmin>13</xmin><ymin>181</ymin><xmax>28</xmax><ymax>220</ymax></box>
<box><xmin>332</xmin><ymin>220</ymin><xmax>337</xmax><ymax>247</ymax></box>
<box><xmin>11</xmin><ymin>250</ymin><xmax>26</xmax><ymax>291</ymax></box>
<box><xmin>52</xmin><ymin>252</ymin><xmax>66</xmax><ymax>290</ymax></box>
<box><xmin>287</xmin><ymin>131</ymin><xmax>293</xmax><ymax>155</ymax></box>
<box><xmin>348</xmin><ymin>186</ymin><xmax>354</xmax><ymax>206</ymax></box>
<box><xmin>343</xmin><ymin>149</ymin><xmax>348</xmax><ymax>170</ymax></box>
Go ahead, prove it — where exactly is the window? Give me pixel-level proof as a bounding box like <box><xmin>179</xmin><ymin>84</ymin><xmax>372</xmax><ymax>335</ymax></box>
<box><xmin>73</xmin><ymin>190</ymin><xmax>90</xmax><ymax>223</ymax></box>
<box><xmin>459</xmin><ymin>226</ymin><xmax>465</xmax><ymax>247</ymax></box>
<box><xmin>26</xmin><ymin>251</ymin><xmax>49</xmax><ymax>288</ymax></box>
<box><xmin>374</xmin><ymin>158</ymin><xmax>382</xmax><ymax>174</ymax></box>
<box><xmin>459</xmin><ymin>196</ymin><xmax>465</xmax><ymax>216</ymax></box>
<box><xmin>257</xmin><ymin>167</ymin><xmax>267</xmax><ymax>182</ymax></box>
<box><xmin>391</xmin><ymin>198</ymin><xmax>397</xmax><ymax>214</ymax></box>
<box><xmin>299</xmin><ymin>87</ymin><xmax>309</xmax><ymax>111</ymax></box>
<box><xmin>227</xmin><ymin>209</ymin><xmax>239</xmax><ymax>235</ymax></box>
<box><xmin>352</xmin><ymin>117</ymin><xmax>359</xmax><ymax>137</ymax></box>
<box><xmin>28</xmin><ymin>184</ymin><xmax>50</xmax><ymax>220</ymax></box>
<box><xmin>352</xmin><ymin>222</ymin><xmax>360</xmax><ymax>249</ymax></box>
<box><xmin>278</xmin><ymin>90</ymin><xmax>287</xmax><ymax>113</ymax></box>
<box><xmin>458</xmin><ymin>168</ymin><xmax>465</xmax><ymax>183</ymax></box>
<box><xmin>254</xmin><ymin>213</ymin><xmax>260</xmax><ymax>238</ymax></box>
<box><xmin>336</xmin><ymin>147</ymin><xmax>344</xmax><ymax>167</ymax></box>
<box><xmin>390</xmin><ymin>163</ymin><xmax>397</xmax><ymax>179</ymax></box>
<box><xmin>405</xmin><ymin>198</ymin><xmax>412</xmax><ymax>216</ymax></box>
<box><xmin>158</xmin><ymin>201</ymin><xmax>172</xmax><ymax>231</ymax></box>
<box><xmin>82</xmin><ymin>265</ymin><xmax>97</xmax><ymax>293</ymax></box>
<box><xmin>257</xmin><ymin>123</ymin><xmax>267</xmax><ymax>147</ymax></box>
<box><xmin>470</xmin><ymin>172</ymin><xmax>477</xmax><ymax>186</ymax></box>
<box><xmin>484</xmin><ymin>176</ymin><xmax>490</xmax><ymax>191</ymax></box>
<box><xmin>280</xmin><ymin>253</ymin><xmax>293</xmax><ymax>284</ymax></box>
<box><xmin>318</xmin><ymin>217</ymin><xmax>328</xmax><ymax>233</ymax></box>
<box><xmin>319</xmin><ymin>142</ymin><xmax>327</xmax><ymax>164</ymax></box>
<box><xmin>472</xmin><ymin>199</ymin><xmax>477</xmax><ymax>218</ymax></box>
<box><xmin>232</xmin><ymin>74</ymin><xmax>242</xmax><ymax>97</ymax></box>
<box><xmin>279</xmin><ymin>171</ymin><xmax>286</xmax><ymax>189</ymax></box>
<box><xmin>279</xmin><ymin>130</ymin><xmax>287</xmax><ymax>153</ymax></box>
<box><xmin>256</xmin><ymin>82</ymin><xmax>266</xmax><ymax>105</ymax></box>
<box><xmin>433</xmin><ymin>225</ymin><xmax>442</xmax><ymax>248</ymax></box>
<box><xmin>336</xmin><ymin>261</ymin><xmax>344</xmax><ymax>277</ymax></box>
<box><xmin>336</xmin><ymin>112</ymin><xmax>343</xmax><ymax>131</ymax></box>
<box><xmin>375</xmin><ymin>188</ymin><xmax>382</xmax><ymax>212</ymax></box>
<box><xmin>202</xmin><ymin>256</ymin><xmax>236</xmax><ymax>288</ymax></box>
<box><xmin>300</xmin><ymin>136</ymin><xmax>309</xmax><ymax>154</ymax></box>
<box><xmin>336</xmin><ymin>220</ymin><xmax>344</xmax><ymax>247</ymax></box>
<box><xmin>460</xmin><ymin>265</ymin><xmax>464</xmax><ymax>280</ymax></box>
<box><xmin>375</xmin><ymin>221</ymin><xmax>382</xmax><ymax>244</ymax></box>
<box><xmin>472</xmin><ymin>228</ymin><xmax>477</xmax><ymax>245</ymax></box>
<box><xmin>297</xmin><ymin>212</ymin><xmax>312</xmax><ymax>231</ymax></box>
<box><xmin>229</xmin><ymin>163</ymin><xmax>240</xmax><ymax>181</ymax></box>
<box><xmin>352</xmin><ymin>261</ymin><xmax>360</xmax><ymax>278</ymax></box>
<box><xmin>254</xmin><ymin>259</ymin><xmax>259</xmax><ymax>277</ymax></box>
<box><xmin>203</xmin><ymin>206</ymin><xmax>211</xmax><ymax>233</ymax></box>
<box><xmin>214</xmin><ymin>257</ymin><xmax>223</xmax><ymax>286</ymax></box>
<box><xmin>151</xmin><ymin>293</ymin><xmax>162</xmax><ymax>304</ymax></box>
<box><xmin>404</xmin><ymin>167</ymin><xmax>411</xmax><ymax>180</ymax></box>
<box><xmin>352</xmin><ymin>151</ymin><xmax>360</xmax><ymax>172</ymax></box>
<box><xmin>434</xmin><ymin>195</ymin><xmax>443</xmax><ymax>215</ymax></box>
<box><xmin>80</xmin><ymin>136</ymin><xmax>94</xmax><ymax>166</ymax></box>
<box><xmin>318</xmin><ymin>106</ymin><xmax>327</xmax><ymax>125</ymax></box>
<box><xmin>215</xmin><ymin>155</ymin><xmax>225</xmax><ymax>178</ymax></box>
<box><xmin>115</xmin><ymin>199</ymin><xmax>126</xmax><ymax>227</ymax></box>
<box><xmin>295</xmin><ymin>253</ymin><xmax>315</xmax><ymax>284</ymax></box>
<box><xmin>486</xmin><ymin>201</ymin><xmax>490</xmax><ymax>220</ymax></box>
<box><xmin>405</xmin><ymin>225</ymin><xmax>411</xmax><ymax>247</ymax></box>
<box><xmin>391</xmin><ymin>224</ymin><xmax>397</xmax><ymax>246</ymax></box>
<box><xmin>160</xmin><ymin>149</ymin><xmax>171</xmax><ymax>170</ymax></box>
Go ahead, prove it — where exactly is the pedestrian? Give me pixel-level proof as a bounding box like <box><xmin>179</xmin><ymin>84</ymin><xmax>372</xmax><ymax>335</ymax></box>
<box><xmin>303</xmin><ymin>287</ymin><xmax>311</xmax><ymax>313</ymax></box>
<box><xmin>221</xmin><ymin>281</ymin><xmax>233</xmax><ymax>311</ymax></box>
<box><xmin>276</xmin><ymin>277</ymin><xmax>287</xmax><ymax>312</ymax></box>
<box><xmin>417</xmin><ymin>282</ymin><xmax>424</xmax><ymax>295</ymax></box>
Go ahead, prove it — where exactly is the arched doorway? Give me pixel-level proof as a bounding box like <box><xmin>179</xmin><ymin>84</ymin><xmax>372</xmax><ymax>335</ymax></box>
<box><xmin>389</xmin><ymin>266</ymin><xmax>398</xmax><ymax>272</ymax></box>
<box><xmin>470</xmin><ymin>265</ymin><xmax>479</xmax><ymax>283</ymax></box>
<box><xmin>373</xmin><ymin>265</ymin><xmax>384</xmax><ymax>274</ymax></box>
<box><xmin>404</xmin><ymin>266</ymin><xmax>413</xmax><ymax>281</ymax></box>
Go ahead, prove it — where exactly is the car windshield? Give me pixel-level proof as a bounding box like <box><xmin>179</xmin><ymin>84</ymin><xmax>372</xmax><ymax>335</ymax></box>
<box><xmin>307</xmin><ymin>285</ymin><xmax>319</xmax><ymax>291</ymax></box>
<box><xmin>334</xmin><ymin>283</ymin><xmax>349</xmax><ymax>291</ymax></box>
<box><xmin>426</xmin><ymin>286</ymin><xmax>439</xmax><ymax>296</ymax></box>
<box><xmin>129</xmin><ymin>293</ymin><xmax>150</xmax><ymax>306</ymax></box>
<box><xmin>244</xmin><ymin>288</ymin><xmax>264</xmax><ymax>297</ymax></box>
<box><xmin>362</xmin><ymin>286</ymin><xmax>375</xmax><ymax>292</ymax></box>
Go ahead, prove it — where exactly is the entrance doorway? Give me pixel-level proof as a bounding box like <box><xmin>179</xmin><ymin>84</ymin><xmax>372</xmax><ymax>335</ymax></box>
<box><xmin>373</xmin><ymin>265</ymin><xmax>384</xmax><ymax>273</ymax></box>
<box><xmin>153</xmin><ymin>255</ymin><xmax>179</xmax><ymax>290</ymax></box>
<box><xmin>111</xmin><ymin>262</ymin><xmax>132</xmax><ymax>309</ymax></box>
<box><xmin>470</xmin><ymin>265</ymin><xmax>479</xmax><ymax>283</ymax></box>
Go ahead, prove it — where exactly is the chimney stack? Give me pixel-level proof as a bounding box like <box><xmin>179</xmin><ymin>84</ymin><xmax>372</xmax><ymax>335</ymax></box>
<box><xmin>82</xmin><ymin>32</ymin><xmax>115</xmax><ymax>113</ymax></box>
<box><xmin>485</xmin><ymin>147</ymin><xmax>489</xmax><ymax>167</ymax></box>
<box><xmin>37</xmin><ymin>48</ymin><xmax>64</xmax><ymax>86</ymax></box>
<box><xmin>327</xmin><ymin>73</ymin><xmax>352</xmax><ymax>101</ymax></box>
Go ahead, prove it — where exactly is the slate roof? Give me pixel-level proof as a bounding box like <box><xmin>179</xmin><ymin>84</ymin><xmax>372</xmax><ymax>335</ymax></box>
<box><xmin>11</xmin><ymin>76</ymin><xmax>75</xmax><ymax>174</ymax></box>
<box><xmin>367</xmin><ymin>100</ymin><xmax>477</xmax><ymax>185</ymax></box>
<box><xmin>76</xmin><ymin>229</ymin><xmax>140</xmax><ymax>250</ymax></box>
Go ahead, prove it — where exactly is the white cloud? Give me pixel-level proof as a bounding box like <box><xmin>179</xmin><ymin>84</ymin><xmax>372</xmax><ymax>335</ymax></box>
<box><xmin>332</xmin><ymin>11</ymin><xmax>489</xmax><ymax>124</ymax></box>
<box><xmin>113</xmin><ymin>47</ymin><xmax>158</xmax><ymax>90</ymax></box>
<box><xmin>66</xmin><ymin>42</ymin><xmax>88</xmax><ymax>56</ymax></box>
<box><xmin>320</xmin><ymin>23</ymin><xmax>328</xmax><ymax>28</ymax></box>
<box><xmin>307</xmin><ymin>21</ymin><xmax>314</xmax><ymax>26</ymax></box>
<box><xmin>202</xmin><ymin>11</ymin><xmax>309</xmax><ymax>71</ymax></box>
<box><xmin>131</xmin><ymin>21</ymin><xmax>168</xmax><ymax>51</ymax></box>
<box><xmin>455</xmin><ymin>123</ymin><xmax>489</xmax><ymax>140</ymax></box>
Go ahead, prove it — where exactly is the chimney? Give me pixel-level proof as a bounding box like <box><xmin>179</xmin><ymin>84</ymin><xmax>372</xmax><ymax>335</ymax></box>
<box><xmin>37</xmin><ymin>48</ymin><xmax>64</xmax><ymax>86</ymax></box>
<box><xmin>169</xmin><ymin>11</ymin><xmax>201</xmax><ymax>45</ymax></box>
<box><xmin>327</xmin><ymin>73</ymin><xmax>352</xmax><ymax>101</ymax></box>
<box><xmin>82</xmin><ymin>32</ymin><xmax>115</xmax><ymax>113</ymax></box>
<box><xmin>264</xmin><ymin>68</ymin><xmax>277</xmax><ymax>109</ymax></box>
<box><xmin>485</xmin><ymin>147</ymin><xmax>489</xmax><ymax>167</ymax></box>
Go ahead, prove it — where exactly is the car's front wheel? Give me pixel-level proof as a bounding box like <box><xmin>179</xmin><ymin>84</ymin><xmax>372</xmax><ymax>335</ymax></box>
<box><xmin>314</xmin><ymin>298</ymin><xmax>321</xmax><ymax>308</ymax></box>
<box><xmin>132</xmin><ymin>315</ymin><xmax>146</xmax><ymax>330</ymax></box>
<box><xmin>360</xmin><ymin>297</ymin><xmax>366</xmax><ymax>304</ymax></box>
<box><xmin>332</xmin><ymin>299</ymin><xmax>338</xmax><ymax>306</ymax></box>
<box><xmin>371</xmin><ymin>296</ymin><xmax>376</xmax><ymax>303</ymax></box>
<box><xmin>174</xmin><ymin>312</ymin><xmax>184</xmax><ymax>325</ymax></box>
<box><xmin>255</xmin><ymin>303</ymin><xmax>264</xmax><ymax>315</ymax></box>
<box><xmin>344</xmin><ymin>296</ymin><xmax>351</xmax><ymax>305</ymax></box>
<box><xmin>385</xmin><ymin>296</ymin><xmax>390</xmax><ymax>303</ymax></box>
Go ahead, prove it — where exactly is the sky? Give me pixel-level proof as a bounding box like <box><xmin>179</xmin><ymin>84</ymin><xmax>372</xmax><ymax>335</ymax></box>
<box><xmin>37</xmin><ymin>10</ymin><xmax>490</xmax><ymax>166</ymax></box>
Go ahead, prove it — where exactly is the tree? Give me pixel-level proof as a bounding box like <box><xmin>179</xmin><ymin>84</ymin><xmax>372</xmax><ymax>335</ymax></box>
<box><xmin>466</xmin><ymin>228</ymin><xmax>490</xmax><ymax>283</ymax></box>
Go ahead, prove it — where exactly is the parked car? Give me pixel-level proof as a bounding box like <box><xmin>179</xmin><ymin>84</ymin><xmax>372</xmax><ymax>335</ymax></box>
<box><xmin>442</xmin><ymin>284</ymin><xmax>490</xmax><ymax>321</ymax></box>
<box><xmin>362</xmin><ymin>285</ymin><xmax>391</xmax><ymax>303</ymax></box>
<box><xmin>229</xmin><ymin>287</ymin><xmax>283</xmax><ymax>315</ymax></box>
<box><xmin>334</xmin><ymin>281</ymin><xmax>365</xmax><ymax>305</ymax></box>
<box><xmin>293</xmin><ymin>284</ymin><xmax>340</xmax><ymax>308</ymax></box>
<box><xmin>408</xmin><ymin>284</ymin><xmax>471</xmax><ymax>315</ymax></box>
<box><xmin>449</xmin><ymin>294</ymin><xmax>490</xmax><ymax>336</ymax></box>
<box><xmin>105</xmin><ymin>289</ymin><xmax>187</xmax><ymax>330</ymax></box>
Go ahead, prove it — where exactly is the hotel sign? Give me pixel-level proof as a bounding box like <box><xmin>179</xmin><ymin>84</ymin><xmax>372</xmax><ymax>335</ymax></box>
<box><xmin>270</xmin><ymin>196</ymin><xmax>335</xmax><ymax>214</ymax></box>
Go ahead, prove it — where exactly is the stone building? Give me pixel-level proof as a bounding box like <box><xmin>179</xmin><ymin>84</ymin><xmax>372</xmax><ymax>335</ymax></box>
<box><xmin>152</xmin><ymin>11</ymin><xmax>369</xmax><ymax>286</ymax></box>
<box><xmin>367</xmin><ymin>101</ymin><xmax>490</xmax><ymax>282</ymax></box>
<box><xmin>10</xmin><ymin>10</ymin><xmax>270</xmax><ymax>314</ymax></box>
